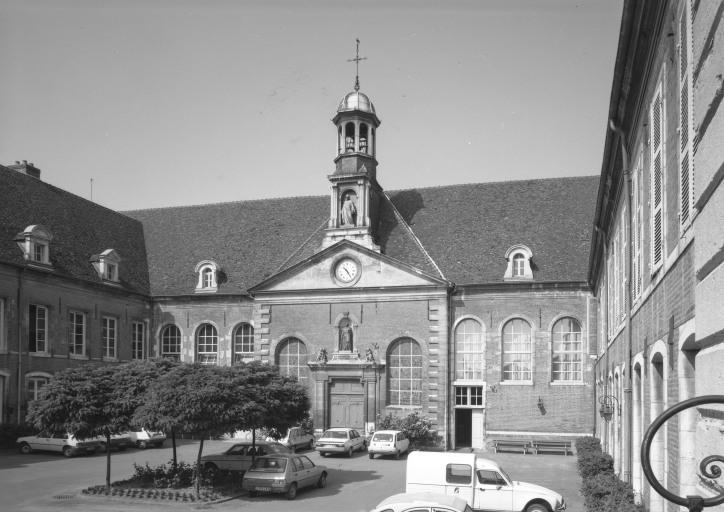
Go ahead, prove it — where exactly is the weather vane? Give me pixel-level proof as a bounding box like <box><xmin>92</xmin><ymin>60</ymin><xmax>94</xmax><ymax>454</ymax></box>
<box><xmin>347</xmin><ymin>38</ymin><xmax>367</xmax><ymax>92</ymax></box>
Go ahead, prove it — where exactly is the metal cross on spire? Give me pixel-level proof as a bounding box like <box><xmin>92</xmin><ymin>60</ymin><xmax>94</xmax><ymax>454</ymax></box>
<box><xmin>347</xmin><ymin>38</ymin><xmax>367</xmax><ymax>91</ymax></box>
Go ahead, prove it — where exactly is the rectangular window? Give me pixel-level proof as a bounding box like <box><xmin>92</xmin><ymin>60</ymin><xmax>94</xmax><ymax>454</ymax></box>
<box><xmin>29</xmin><ymin>304</ymin><xmax>47</xmax><ymax>353</ymax></box>
<box><xmin>32</xmin><ymin>243</ymin><xmax>46</xmax><ymax>263</ymax></box>
<box><xmin>679</xmin><ymin>1</ymin><xmax>694</xmax><ymax>227</ymax></box>
<box><xmin>446</xmin><ymin>464</ymin><xmax>472</xmax><ymax>485</ymax></box>
<box><xmin>68</xmin><ymin>311</ymin><xmax>85</xmax><ymax>356</ymax></box>
<box><xmin>27</xmin><ymin>376</ymin><xmax>49</xmax><ymax>401</ymax></box>
<box><xmin>105</xmin><ymin>263</ymin><xmax>116</xmax><ymax>281</ymax></box>
<box><xmin>455</xmin><ymin>386</ymin><xmax>484</xmax><ymax>407</ymax></box>
<box><xmin>132</xmin><ymin>321</ymin><xmax>145</xmax><ymax>360</ymax></box>
<box><xmin>650</xmin><ymin>80</ymin><xmax>665</xmax><ymax>272</ymax></box>
<box><xmin>102</xmin><ymin>317</ymin><xmax>117</xmax><ymax>358</ymax></box>
<box><xmin>632</xmin><ymin>155</ymin><xmax>643</xmax><ymax>299</ymax></box>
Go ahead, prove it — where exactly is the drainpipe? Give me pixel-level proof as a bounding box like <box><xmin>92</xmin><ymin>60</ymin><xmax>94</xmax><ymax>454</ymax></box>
<box><xmin>610</xmin><ymin>119</ymin><xmax>633</xmax><ymax>484</ymax></box>
<box><xmin>16</xmin><ymin>267</ymin><xmax>24</xmax><ymax>425</ymax></box>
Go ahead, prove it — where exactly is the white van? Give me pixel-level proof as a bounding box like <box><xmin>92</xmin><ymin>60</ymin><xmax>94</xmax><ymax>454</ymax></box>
<box><xmin>405</xmin><ymin>451</ymin><xmax>566</xmax><ymax>512</ymax></box>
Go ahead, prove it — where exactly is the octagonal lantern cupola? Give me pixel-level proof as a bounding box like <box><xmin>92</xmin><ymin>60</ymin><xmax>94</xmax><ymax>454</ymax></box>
<box><xmin>323</xmin><ymin>39</ymin><xmax>383</xmax><ymax>252</ymax></box>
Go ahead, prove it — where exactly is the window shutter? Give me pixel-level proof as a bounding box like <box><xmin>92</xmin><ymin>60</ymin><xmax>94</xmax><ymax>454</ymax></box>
<box><xmin>678</xmin><ymin>3</ymin><xmax>694</xmax><ymax>226</ymax></box>
<box><xmin>651</xmin><ymin>85</ymin><xmax>664</xmax><ymax>271</ymax></box>
<box><xmin>620</xmin><ymin>208</ymin><xmax>626</xmax><ymax>320</ymax></box>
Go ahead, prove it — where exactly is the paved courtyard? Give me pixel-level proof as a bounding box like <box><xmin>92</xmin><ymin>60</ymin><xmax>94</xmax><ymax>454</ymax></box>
<box><xmin>0</xmin><ymin>441</ymin><xmax>584</xmax><ymax>512</ymax></box>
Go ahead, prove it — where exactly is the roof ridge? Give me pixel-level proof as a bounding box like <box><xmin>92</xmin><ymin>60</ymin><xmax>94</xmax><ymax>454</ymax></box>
<box><xmin>274</xmin><ymin>217</ymin><xmax>329</xmax><ymax>273</ymax></box>
<box><xmin>382</xmin><ymin>192</ymin><xmax>446</xmax><ymax>280</ymax></box>
<box><xmin>386</xmin><ymin>174</ymin><xmax>599</xmax><ymax>195</ymax></box>
<box><xmin>122</xmin><ymin>192</ymin><xmax>327</xmax><ymax>214</ymax></box>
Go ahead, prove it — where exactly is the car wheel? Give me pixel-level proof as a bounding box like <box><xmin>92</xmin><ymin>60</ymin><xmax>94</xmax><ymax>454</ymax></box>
<box><xmin>155</xmin><ymin>441</ymin><xmax>164</xmax><ymax>448</ymax></box>
<box><xmin>137</xmin><ymin>440</ymin><xmax>148</xmax><ymax>449</ymax></box>
<box><xmin>347</xmin><ymin>447</ymin><xmax>353</xmax><ymax>458</ymax></box>
<box><xmin>524</xmin><ymin>503</ymin><xmax>550</xmax><ymax>512</ymax></box>
<box><xmin>395</xmin><ymin>450</ymin><xmax>400</xmax><ymax>460</ymax></box>
<box><xmin>249</xmin><ymin>491</ymin><xmax>257</xmax><ymax>498</ymax></box>
<box><xmin>285</xmin><ymin>483</ymin><xmax>297</xmax><ymax>500</ymax></box>
<box><xmin>204</xmin><ymin>462</ymin><xmax>218</xmax><ymax>474</ymax></box>
<box><xmin>307</xmin><ymin>440</ymin><xmax>314</xmax><ymax>450</ymax></box>
<box><xmin>369</xmin><ymin>453</ymin><xmax>374</xmax><ymax>459</ymax></box>
<box><xmin>19</xmin><ymin>443</ymin><xmax>32</xmax><ymax>455</ymax></box>
<box><xmin>320</xmin><ymin>452</ymin><xmax>327</xmax><ymax>457</ymax></box>
<box><xmin>317</xmin><ymin>472</ymin><xmax>327</xmax><ymax>488</ymax></box>
<box><xmin>62</xmin><ymin>446</ymin><xmax>73</xmax><ymax>458</ymax></box>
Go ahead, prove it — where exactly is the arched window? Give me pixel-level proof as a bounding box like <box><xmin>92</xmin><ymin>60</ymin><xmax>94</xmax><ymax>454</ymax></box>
<box><xmin>233</xmin><ymin>323</ymin><xmax>255</xmax><ymax>364</ymax></box>
<box><xmin>344</xmin><ymin>122</ymin><xmax>355</xmax><ymax>152</ymax></box>
<box><xmin>454</xmin><ymin>319</ymin><xmax>484</xmax><ymax>380</ymax></box>
<box><xmin>359</xmin><ymin>123</ymin><xmax>368</xmax><ymax>153</ymax></box>
<box><xmin>194</xmin><ymin>260</ymin><xmax>219</xmax><ymax>292</ymax></box>
<box><xmin>501</xmin><ymin>318</ymin><xmax>532</xmax><ymax>381</ymax></box>
<box><xmin>277</xmin><ymin>337</ymin><xmax>308</xmax><ymax>384</ymax></box>
<box><xmin>387</xmin><ymin>338</ymin><xmax>422</xmax><ymax>406</ymax></box>
<box><xmin>551</xmin><ymin>317</ymin><xmax>583</xmax><ymax>381</ymax></box>
<box><xmin>196</xmin><ymin>324</ymin><xmax>218</xmax><ymax>365</ymax></box>
<box><xmin>161</xmin><ymin>324</ymin><xmax>182</xmax><ymax>361</ymax></box>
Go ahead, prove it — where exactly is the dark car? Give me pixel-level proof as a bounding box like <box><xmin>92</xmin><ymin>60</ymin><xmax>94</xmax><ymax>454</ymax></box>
<box><xmin>242</xmin><ymin>453</ymin><xmax>328</xmax><ymax>500</ymax></box>
<box><xmin>200</xmin><ymin>440</ymin><xmax>291</xmax><ymax>472</ymax></box>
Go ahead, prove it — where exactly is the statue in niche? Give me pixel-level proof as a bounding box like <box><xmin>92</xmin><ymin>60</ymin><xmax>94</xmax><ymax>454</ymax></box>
<box><xmin>340</xmin><ymin>193</ymin><xmax>357</xmax><ymax>227</ymax></box>
<box><xmin>338</xmin><ymin>317</ymin><xmax>353</xmax><ymax>351</ymax></box>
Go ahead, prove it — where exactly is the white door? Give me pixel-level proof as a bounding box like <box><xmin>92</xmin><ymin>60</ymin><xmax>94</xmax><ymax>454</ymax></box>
<box><xmin>471</xmin><ymin>409</ymin><xmax>485</xmax><ymax>449</ymax></box>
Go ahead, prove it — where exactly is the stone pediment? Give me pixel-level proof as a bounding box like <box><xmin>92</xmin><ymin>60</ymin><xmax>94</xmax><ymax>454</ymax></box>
<box><xmin>249</xmin><ymin>240</ymin><xmax>448</xmax><ymax>293</ymax></box>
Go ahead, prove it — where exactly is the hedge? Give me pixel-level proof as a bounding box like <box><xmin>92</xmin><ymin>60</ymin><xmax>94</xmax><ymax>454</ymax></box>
<box><xmin>575</xmin><ymin>436</ymin><xmax>643</xmax><ymax>512</ymax></box>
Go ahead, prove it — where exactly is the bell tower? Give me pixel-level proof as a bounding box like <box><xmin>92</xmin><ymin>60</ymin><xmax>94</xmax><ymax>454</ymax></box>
<box><xmin>323</xmin><ymin>39</ymin><xmax>382</xmax><ymax>251</ymax></box>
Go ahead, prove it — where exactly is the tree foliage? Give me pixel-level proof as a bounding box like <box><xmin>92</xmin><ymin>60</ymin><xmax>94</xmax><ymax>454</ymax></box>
<box><xmin>377</xmin><ymin>411</ymin><xmax>441</xmax><ymax>448</ymax></box>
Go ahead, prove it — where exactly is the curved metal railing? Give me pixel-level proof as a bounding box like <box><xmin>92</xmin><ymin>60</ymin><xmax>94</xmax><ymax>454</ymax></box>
<box><xmin>641</xmin><ymin>395</ymin><xmax>724</xmax><ymax>512</ymax></box>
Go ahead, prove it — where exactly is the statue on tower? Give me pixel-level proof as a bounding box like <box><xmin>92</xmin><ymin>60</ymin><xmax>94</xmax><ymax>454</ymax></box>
<box><xmin>341</xmin><ymin>193</ymin><xmax>357</xmax><ymax>227</ymax></box>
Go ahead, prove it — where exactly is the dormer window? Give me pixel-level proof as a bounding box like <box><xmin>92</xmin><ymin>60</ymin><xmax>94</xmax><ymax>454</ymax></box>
<box><xmin>15</xmin><ymin>225</ymin><xmax>52</xmax><ymax>265</ymax></box>
<box><xmin>195</xmin><ymin>260</ymin><xmax>219</xmax><ymax>292</ymax></box>
<box><xmin>504</xmin><ymin>245</ymin><xmax>533</xmax><ymax>280</ymax></box>
<box><xmin>90</xmin><ymin>249</ymin><xmax>121</xmax><ymax>283</ymax></box>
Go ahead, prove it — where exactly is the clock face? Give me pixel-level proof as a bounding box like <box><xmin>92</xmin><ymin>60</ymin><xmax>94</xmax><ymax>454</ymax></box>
<box><xmin>334</xmin><ymin>258</ymin><xmax>359</xmax><ymax>283</ymax></box>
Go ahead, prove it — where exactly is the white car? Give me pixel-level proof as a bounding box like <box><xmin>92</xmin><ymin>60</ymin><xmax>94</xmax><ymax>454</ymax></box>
<box><xmin>17</xmin><ymin>432</ymin><xmax>102</xmax><ymax>457</ymax></box>
<box><xmin>315</xmin><ymin>427</ymin><xmax>366</xmax><ymax>457</ymax></box>
<box><xmin>368</xmin><ymin>430</ymin><xmax>410</xmax><ymax>459</ymax></box>
<box><xmin>129</xmin><ymin>429</ymin><xmax>166</xmax><ymax>449</ymax></box>
<box><xmin>370</xmin><ymin>492</ymin><xmax>473</xmax><ymax>512</ymax></box>
<box><xmin>271</xmin><ymin>427</ymin><xmax>315</xmax><ymax>452</ymax></box>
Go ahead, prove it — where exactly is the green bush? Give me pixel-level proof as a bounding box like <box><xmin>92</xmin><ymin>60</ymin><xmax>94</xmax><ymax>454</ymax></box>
<box><xmin>377</xmin><ymin>411</ymin><xmax>441</xmax><ymax>448</ymax></box>
<box><xmin>577</xmin><ymin>451</ymin><xmax>614</xmax><ymax>479</ymax></box>
<box><xmin>131</xmin><ymin>461</ymin><xmax>202</xmax><ymax>489</ymax></box>
<box><xmin>575</xmin><ymin>436</ymin><xmax>643</xmax><ymax>512</ymax></box>
<box><xmin>0</xmin><ymin>423</ymin><xmax>35</xmax><ymax>449</ymax></box>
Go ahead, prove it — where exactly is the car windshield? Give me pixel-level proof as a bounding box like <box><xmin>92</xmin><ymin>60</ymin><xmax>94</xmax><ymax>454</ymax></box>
<box><xmin>373</xmin><ymin>433</ymin><xmax>394</xmax><ymax>442</ymax></box>
<box><xmin>250</xmin><ymin>457</ymin><xmax>287</xmax><ymax>473</ymax></box>
<box><xmin>322</xmin><ymin>430</ymin><xmax>348</xmax><ymax>439</ymax></box>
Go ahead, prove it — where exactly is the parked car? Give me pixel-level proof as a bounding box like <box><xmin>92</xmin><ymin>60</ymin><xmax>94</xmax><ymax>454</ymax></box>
<box><xmin>16</xmin><ymin>432</ymin><xmax>102</xmax><ymax>457</ymax></box>
<box><xmin>129</xmin><ymin>429</ymin><xmax>166</xmax><ymax>449</ymax></box>
<box><xmin>95</xmin><ymin>432</ymin><xmax>132</xmax><ymax>452</ymax></box>
<box><xmin>368</xmin><ymin>430</ymin><xmax>410</xmax><ymax>459</ymax></box>
<box><xmin>200</xmin><ymin>440</ymin><xmax>291</xmax><ymax>472</ymax></box>
<box><xmin>270</xmin><ymin>426</ymin><xmax>315</xmax><ymax>452</ymax></box>
<box><xmin>370</xmin><ymin>492</ymin><xmax>473</xmax><ymax>512</ymax></box>
<box><xmin>315</xmin><ymin>427</ymin><xmax>366</xmax><ymax>457</ymax></box>
<box><xmin>242</xmin><ymin>453</ymin><xmax>327</xmax><ymax>500</ymax></box>
<box><xmin>406</xmin><ymin>451</ymin><xmax>566</xmax><ymax>512</ymax></box>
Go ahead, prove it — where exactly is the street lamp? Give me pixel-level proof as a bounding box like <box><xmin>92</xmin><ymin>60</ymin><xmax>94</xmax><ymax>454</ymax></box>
<box><xmin>598</xmin><ymin>394</ymin><xmax>621</xmax><ymax>422</ymax></box>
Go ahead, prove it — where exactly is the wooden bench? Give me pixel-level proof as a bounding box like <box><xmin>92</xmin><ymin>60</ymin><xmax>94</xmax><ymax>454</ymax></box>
<box><xmin>530</xmin><ymin>440</ymin><xmax>572</xmax><ymax>455</ymax></box>
<box><xmin>492</xmin><ymin>439</ymin><xmax>531</xmax><ymax>454</ymax></box>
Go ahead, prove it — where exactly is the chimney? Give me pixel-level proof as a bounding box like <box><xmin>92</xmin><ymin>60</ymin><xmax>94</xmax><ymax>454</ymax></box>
<box><xmin>8</xmin><ymin>160</ymin><xmax>41</xmax><ymax>180</ymax></box>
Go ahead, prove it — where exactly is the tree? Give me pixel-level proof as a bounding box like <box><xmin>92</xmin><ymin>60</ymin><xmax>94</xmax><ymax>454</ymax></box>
<box><xmin>134</xmin><ymin>362</ymin><xmax>309</xmax><ymax>494</ymax></box>
<box><xmin>27</xmin><ymin>359</ymin><xmax>178</xmax><ymax>493</ymax></box>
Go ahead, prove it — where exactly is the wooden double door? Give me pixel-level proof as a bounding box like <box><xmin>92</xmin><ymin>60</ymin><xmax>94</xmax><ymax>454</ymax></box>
<box><xmin>329</xmin><ymin>379</ymin><xmax>364</xmax><ymax>431</ymax></box>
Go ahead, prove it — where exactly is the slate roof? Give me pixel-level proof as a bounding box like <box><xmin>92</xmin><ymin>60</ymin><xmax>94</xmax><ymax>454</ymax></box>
<box><xmin>125</xmin><ymin>175</ymin><xmax>597</xmax><ymax>296</ymax></box>
<box><xmin>0</xmin><ymin>166</ymin><xmax>150</xmax><ymax>294</ymax></box>
<box><xmin>387</xmin><ymin>176</ymin><xmax>599</xmax><ymax>285</ymax></box>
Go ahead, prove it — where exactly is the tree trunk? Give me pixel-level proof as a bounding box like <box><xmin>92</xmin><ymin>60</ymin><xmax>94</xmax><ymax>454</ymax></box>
<box><xmin>195</xmin><ymin>436</ymin><xmax>205</xmax><ymax>496</ymax></box>
<box><xmin>251</xmin><ymin>428</ymin><xmax>256</xmax><ymax>465</ymax></box>
<box><xmin>171</xmin><ymin>427</ymin><xmax>177</xmax><ymax>470</ymax></box>
<box><xmin>105</xmin><ymin>433</ymin><xmax>112</xmax><ymax>494</ymax></box>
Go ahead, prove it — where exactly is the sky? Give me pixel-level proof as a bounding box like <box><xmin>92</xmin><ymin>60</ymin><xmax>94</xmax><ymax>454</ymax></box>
<box><xmin>0</xmin><ymin>0</ymin><xmax>623</xmax><ymax>212</ymax></box>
